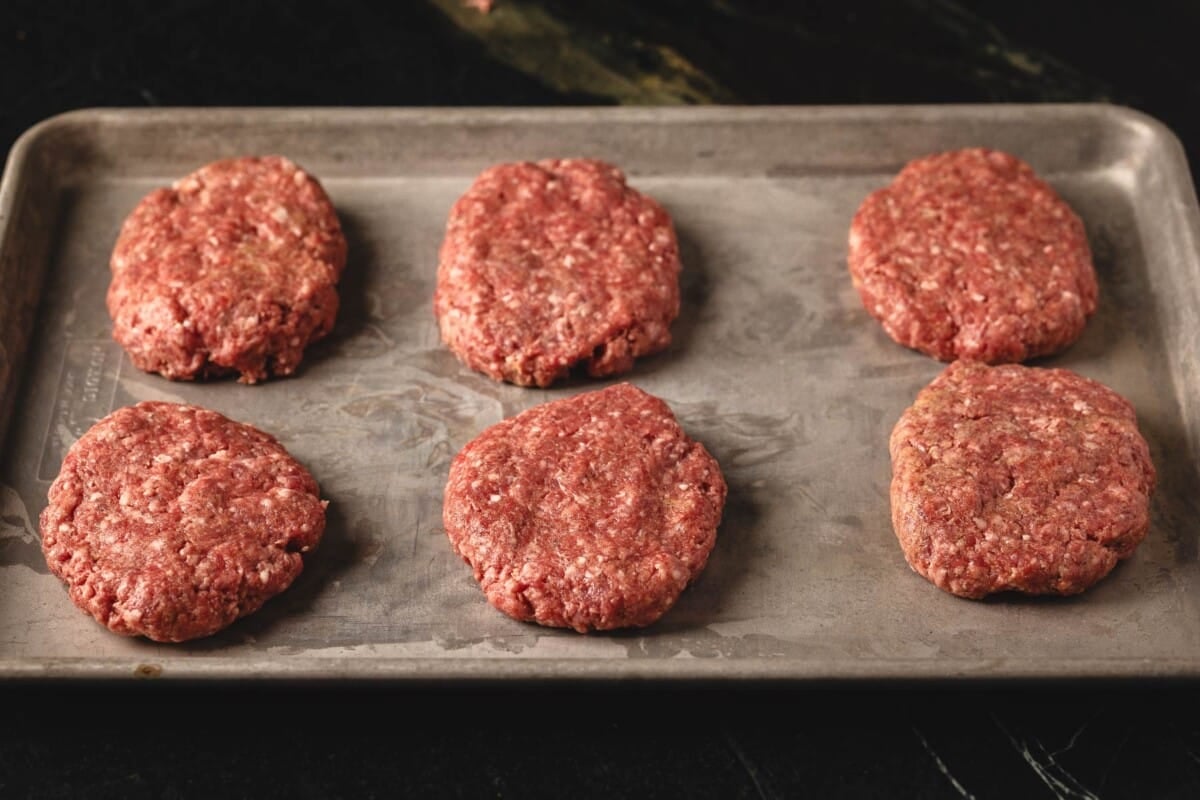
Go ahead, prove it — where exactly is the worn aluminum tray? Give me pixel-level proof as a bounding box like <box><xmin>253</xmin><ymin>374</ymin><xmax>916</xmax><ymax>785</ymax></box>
<box><xmin>1</xmin><ymin>106</ymin><xmax>1197</xmax><ymax>682</ymax></box>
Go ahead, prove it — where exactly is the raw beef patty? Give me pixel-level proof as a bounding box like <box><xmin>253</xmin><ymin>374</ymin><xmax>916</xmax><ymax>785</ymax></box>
<box><xmin>848</xmin><ymin>148</ymin><xmax>1097</xmax><ymax>363</ymax></box>
<box><xmin>107</xmin><ymin>155</ymin><xmax>347</xmax><ymax>383</ymax></box>
<box><xmin>889</xmin><ymin>360</ymin><xmax>1155</xmax><ymax>599</ymax></box>
<box><xmin>40</xmin><ymin>402</ymin><xmax>327</xmax><ymax>642</ymax></box>
<box><xmin>442</xmin><ymin>383</ymin><xmax>726</xmax><ymax>631</ymax></box>
<box><xmin>434</xmin><ymin>159</ymin><xmax>681</xmax><ymax>387</ymax></box>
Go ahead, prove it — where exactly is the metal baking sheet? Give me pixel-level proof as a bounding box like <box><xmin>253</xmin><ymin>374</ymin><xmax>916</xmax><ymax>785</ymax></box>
<box><xmin>1</xmin><ymin>105</ymin><xmax>1198</xmax><ymax>681</ymax></box>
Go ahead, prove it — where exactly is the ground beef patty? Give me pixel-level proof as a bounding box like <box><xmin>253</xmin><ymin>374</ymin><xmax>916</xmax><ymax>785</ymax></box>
<box><xmin>889</xmin><ymin>360</ymin><xmax>1155</xmax><ymax>599</ymax></box>
<box><xmin>442</xmin><ymin>383</ymin><xmax>726</xmax><ymax>631</ymax></box>
<box><xmin>40</xmin><ymin>402</ymin><xmax>327</xmax><ymax>642</ymax></box>
<box><xmin>108</xmin><ymin>155</ymin><xmax>347</xmax><ymax>383</ymax></box>
<box><xmin>434</xmin><ymin>159</ymin><xmax>681</xmax><ymax>387</ymax></box>
<box><xmin>848</xmin><ymin>148</ymin><xmax>1097</xmax><ymax>363</ymax></box>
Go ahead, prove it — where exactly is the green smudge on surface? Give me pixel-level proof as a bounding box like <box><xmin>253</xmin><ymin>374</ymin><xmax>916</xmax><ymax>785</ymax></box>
<box><xmin>427</xmin><ymin>0</ymin><xmax>733</xmax><ymax>104</ymax></box>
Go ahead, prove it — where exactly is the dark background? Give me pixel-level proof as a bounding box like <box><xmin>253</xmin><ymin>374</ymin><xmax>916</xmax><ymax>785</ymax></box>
<box><xmin>4</xmin><ymin>2</ymin><xmax>1200</xmax><ymax>798</ymax></box>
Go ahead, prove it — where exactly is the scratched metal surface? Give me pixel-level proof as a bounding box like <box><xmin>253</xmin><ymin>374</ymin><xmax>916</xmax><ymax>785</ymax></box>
<box><xmin>1</xmin><ymin>106</ymin><xmax>1198</xmax><ymax>681</ymax></box>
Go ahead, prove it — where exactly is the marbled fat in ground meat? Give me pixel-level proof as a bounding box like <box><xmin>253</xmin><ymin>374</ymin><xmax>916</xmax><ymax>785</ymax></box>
<box><xmin>889</xmin><ymin>361</ymin><xmax>1155</xmax><ymax>599</ymax></box>
<box><xmin>434</xmin><ymin>159</ymin><xmax>681</xmax><ymax>387</ymax></box>
<box><xmin>848</xmin><ymin>148</ymin><xmax>1097</xmax><ymax>363</ymax></box>
<box><xmin>39</xmin><ymin>402</ymin><xmax>327</xmax><ymax>642</ymax></box>
<box><xmin>442</xmin><ymin>383</ymin><xmax>726</xmax><ymax>632</ymax></box>
<box><xmin>107</xmin><ymin>155</ymin><xmax>347</xmax><ymax>383</ymax></box>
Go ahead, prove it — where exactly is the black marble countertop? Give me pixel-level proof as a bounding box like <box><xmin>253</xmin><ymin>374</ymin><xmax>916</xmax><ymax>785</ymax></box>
<box><xmin>4</xmin><ymin>2</ymin><xmax>1200</xmax><ymax>798</ymax></box>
